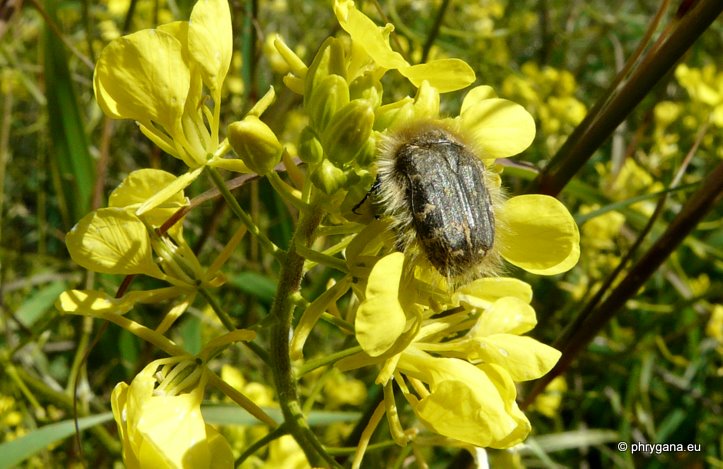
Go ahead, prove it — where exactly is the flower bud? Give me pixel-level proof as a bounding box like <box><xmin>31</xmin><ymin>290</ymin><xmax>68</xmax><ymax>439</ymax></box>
<box><xmin>227</xmin><ymin>116</ymin><xmax>282</xmax><ymax>175</ymax></box>
<box><xmin>307</xmin><ymin>74</ymin><xmax>350</xmax><ymax>132</ymax></box>
<box><xmin>350</xmin><ymin>71</ymin><xmax>383</xmax><ymax>109</ymax></box>
<box><xmin>354</xmin><ymin>136</ymin><xmax>377</xmax><ymax>168</ymax></box>
<box><xmin>375</xmin><ymin>97</ymin><xmax>415</xmax><ymax>130</ymax></box>
<box><xmin>304</xmin><ymin>37</ymin><xmax>346</xmax><ymax>100</ymax></box>
<box><xmin>321</xmin><ymin>99</ymin><xmax>375</xmax><ymax>166</ymax></box>
<box><xmin>311</xmin><ymin>159</ymin><xmax>347</xmax><ymax>195</ymax></box>
<box><xmin>298</xmin><ymin>126</ymin><xmax>324</xmax><ymax>164</ymax></box>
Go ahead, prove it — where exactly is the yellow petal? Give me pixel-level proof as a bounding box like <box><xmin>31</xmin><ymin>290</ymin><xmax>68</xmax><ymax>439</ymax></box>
<box><xmin>57</xmin><ymin>290</ymin><xmax>131</xmax><ymax>316</ymax></box>
<box><xmin>135</xmin><ymin>393</ymin><xmax>210</xmax><ymax>467</ymax></box>
<box><xmin>334</xmin><ymin>0</ymin><xmax>408</xmax><ymax>70</ymax></box>
<box><xmin>111</xmin><ymin>382</ymin><xmax>141</xmax><ymax>469</ymax></box>
<box><xmin>188</xmin><ymin>0</ymin><xmax>232</xmax><ymax>94</ymax></box>
<box><xmin>110</xmin><ymin>169</ymin><xmax>188</xmax><ymax>228</ymax></box>
<box><xmin>94</xmin><ymin>29</ymin><xmax>189</xmax><ymax>133</ymax></box>
<box><xmin>136</xmin><ymin>167</ymin><xmax>204</xmax><ymax>216</ymax></box>
<box><xmin>205</xmin><ymin>425</ymin><xmax>235</xmax><ymax>468</ymax></box>
<box><xmin>56</xmin><ymin>288</ymin><xmax>186</xmax><ymax>318</ymax></box>
<box><xmin>120</xmin><ymin>359</ymin><xmax>228</xmax><ymax>468</ymax></box>
<box><xmin>399</xmin><ymin>59</ymin><xmax>475</xmax><ymax>93</ymax></box>
<box><xmin>66</xmin><ymin>208</ymin><xmax>165</xmax><ymax>278</ymax></box>
<box><xmin>453</xmin><ymin>277</ymin><xmax>533</xmax><ymax>310</ymax></box>
<box><xmin>480</xmin><ymin>363</ymin><xmax>531</xmax><ymax>448</ymax></box>
<box><xmin>355</xmin><ymin>252</ymin><xmax>407</xmax><ymax>356</ymax></box>
<box><xmin>461</xmin><ymin>86</ymin><xmax>498</xmax><ymax>114</ymax></box>
<box><xmin>472</xmin><ymin>335</ymin><xmax>561</xmax><ymax>381</ymax></box>
<box><xmin>410</xmin><ymin>81</ymin><xmax>440</xmax><ymax>119</ymax></box>
<box><xmin>498</xmin><ymin>195</ymin><xmax>580</xmax><ymax>275</ymax></box>
<box><xmin>399</xmin><ymin>352</ymin><xmax>526</xmax><ymax>448</ymax></box>
<box><xmin>472</xmin><ymin>296</ymin><xmax>537</xmax><ymax>336</ymax></box>
<box><xmin>460</xmin><ymin>97</ymin><xmax>536</xmax><ymax>158</ymax></box>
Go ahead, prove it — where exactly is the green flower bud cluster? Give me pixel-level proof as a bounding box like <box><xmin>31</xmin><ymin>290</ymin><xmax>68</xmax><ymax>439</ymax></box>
<box><xmin>301</xmin><ymin>38</ymin><xmax>376</xmax><ymax>196</ymax></box>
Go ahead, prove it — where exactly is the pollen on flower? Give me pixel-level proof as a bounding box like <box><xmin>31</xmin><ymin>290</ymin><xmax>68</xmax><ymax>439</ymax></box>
<box><xmin>375</xmin><ymin>120</ymin><xmax>505</xmax><ymax>285</ymax></box>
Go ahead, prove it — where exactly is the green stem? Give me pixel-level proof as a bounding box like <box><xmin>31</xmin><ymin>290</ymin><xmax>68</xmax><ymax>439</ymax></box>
<box><xmin>298</xmin><ymin>345</ymin><xmax>363</xmax><ymax>377</ymax></box>
<box><xmin>269</xmin><ymin>196</ymin><xmax>340</xmax><ymax>467</ymax></box>
<box><xmin>198</xmin><ymin>286</ymin><xmax>236</xmax><ymax>331</ymax></box>
<box><xmin>205</xmin><ymin>166</ymin><xmax>284</xmax><ymax>263</ymax></box>
<box><xmin>420</xmin><ymin>0</ymin><xmax>450</xmax><ymax>63</ymax></box>
<box><xmin>296</xmin><ymin>242</ymin><xmax>349</xmax><ymax>273</ymax></box>
<box><xmin>235</xmin><ymin>424</ymin><xmax>288</xmax><ymax>467</ymax></box>
<box><xmin>267</xmin><ymin>170</ymin><xmax>310</xmax><ymax>212</ymax></box>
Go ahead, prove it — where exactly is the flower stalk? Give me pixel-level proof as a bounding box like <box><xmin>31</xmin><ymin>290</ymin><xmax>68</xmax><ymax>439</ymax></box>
<box><xmin>268</xmin><ymin>193</ymin><xmax>341</xmax><ymax>466</ymax></box>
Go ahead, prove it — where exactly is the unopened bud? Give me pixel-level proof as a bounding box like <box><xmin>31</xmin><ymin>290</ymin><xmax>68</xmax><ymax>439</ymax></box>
<box><xmin>321</xmin><ymin>100</ymin><xmax>374</xmax><ymax>166</ymax></box>
<box><xmin>307</xmin><ymin>74</ymin><xmax>350</xmax><ymax>132</ymax></box>
<box><xmin>227</xmin><ymin>116</ymin><xmax>282</xmax><ymax>175</ymax></box>
<box><xmin>311</xmin><ymin>159</ymin><xmax>347</xmax><ymax>195</ymax></box>
<box><xmin>298</xmin><ymin>127</ymin><xmax>324</xmax><ymax>164</ymax></box>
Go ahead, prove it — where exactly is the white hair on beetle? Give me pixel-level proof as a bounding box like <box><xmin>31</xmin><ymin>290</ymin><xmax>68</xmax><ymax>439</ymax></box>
<box><xmin>374</xmin><ymin>119</ymin><xmax>507</xmax><ymax>287</ymax></box>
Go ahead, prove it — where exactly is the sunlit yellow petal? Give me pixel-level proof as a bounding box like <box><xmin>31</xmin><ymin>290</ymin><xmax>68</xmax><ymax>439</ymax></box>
<box><xmin>188</xmin><ymin>0</ymin><xmax>232</xmax><ymax>94</ymax></box>
<box><xmin>57</xmin><ymin>290</ymin><xmax>130</xmax><ymax>316</ymax></box>
<box><xmin>461</xmin><ymin>86</ymin><xmax>498</xmax><ymax>114</ymax></box>
<box><xmin>472</xmin><ymin>335</ymin><xmax>561</xmax><ymax>381</ymax></box>
<box><xmin>56</xmin><ymin>288</ymin><xmax>185</xmax><ymax>318</ymax></box>
<box><xmin>205</xmin><ymin>425</ymin><xmax>235</xmax><ymax>467</ymax></box>
<box><xmin>399</xmin><ymin>351</ymin><xmax>525</xmax><ymax>447</ymax></box>
<box><xmin>356</xmin><ymin>252</ymin><xmax>407</xmax><ymax>356</ymax></box>
<box><xmin>460</xmin><ymin>98</ymin><xmax>536</xmax><ymax>158</ymax></box>
<box><xmin>111</xmin><ymin>383</ymin><xmax>140</xmax><ymax>469</ymax></box>
<box><xmin>110</xmin><ymin>169</ymin><xmax>188</xmax><ymax>229</ymax></box>
<box><xmin>66</xmin><ymin>208</ymin><xmax>165</xmax><ymax>278</ymax></box>
<box><xmin>410</xmin><ymin>81</ymin><xmax>440</xmax><ymax>120</ymax></box>
<box><xmin>334</xmin><ymin>0</ymin><xmax>408</xmax><ymax>70</ymax></box>
<box><xmin>498</xmin><ymin>195</ymin><xmax>580</xmax><ymax>275</ymax></box>
<box><xmin>481</xmin><ymin>363</ymin><xmax>531</xmax><ymax>448</ymax></box>
<box><xmin>94</xmin><ymin>29</ymin><xmax>189</xmax><ymax>133</ymax></box>
<box><xmin>453</xmin><ymin>278</ymin><xmax>533</xmax><ymax>310</ymax></box>
<box><xmin>135</xmin><ymin>393</ymin><xmax>211</xmax><ymax>467</ymax></box>
<box><xmin>471</xmin><ymin>297</ymin><xmax>537</xmax><ymax>336</ymax></box>
<box><xmin>399</xmin><ymin>59</ymin><xmax>475</xmax><ymax>93</ymax></box>
<box><xmin>136</xmin><ymin>167</ymin><xmax>204</xmax><ymax>216</ymax></box>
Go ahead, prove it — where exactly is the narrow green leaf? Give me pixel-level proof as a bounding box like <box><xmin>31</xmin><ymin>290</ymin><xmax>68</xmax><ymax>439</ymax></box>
<box><xmin>0</xmin><ymin>413</ymin><xmax>113</xmax><ymax>469</ymax></box>
<box><xmin>43</xmin><ymin>2</ymin><xmax>95</xmax><ymax>227</ymax></box>
<box><xmin>202</xmin><ymin>404</ymin><xmax>359</xmax><ymax>426</ymax></box>
<box><xmin>15</xmin><ymin>281</ymin><xmax>66</xmax><ymax>327</ymax></box>
<box><xmin>229</xmin><ymin>272</ymin><xmax>277</xmax><ymax>305</ymax></box>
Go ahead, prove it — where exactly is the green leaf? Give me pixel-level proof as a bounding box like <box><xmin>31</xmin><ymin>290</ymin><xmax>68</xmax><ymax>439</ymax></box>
<box><xmin>43</xmin><ymin>3</ymin><xmax>94</xmax><ymax>227</ymax></box>
<box><xmin>0</xmin><ymin>413</ymin><xmax>113</xmax><ymax>469</ymax></box>
<box><xmin>229</xmin><ymin>272</ymin><xmax>277</xmax><ymax>305</ymax></box>
<box><xmin>201</xmin><ymin>404</ymin><xmax>359</xmax><ymax>426</ymax></box>
<box><xmin>15</xmin><ymin>281</ymin><xmax>66</xmax><ymax>327</ymax></box>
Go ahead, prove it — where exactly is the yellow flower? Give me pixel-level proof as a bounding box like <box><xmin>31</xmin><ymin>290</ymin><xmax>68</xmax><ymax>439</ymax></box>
<box><xmin>343</xmin><ymin>252</ymin><xmax>562</xmax><ymax>449</ymax></box>
<box><xmin>528</xmin><ymin>376</ymin><xmax>567</xmax><ymax>418</ymax></box>
<box><xmin>93</xmin><ymin>0</ymin><xmax>256</xmax><ymax>214</ymax></box>
<box><xmin>94</xmin><ymin>0</ymin><xmax>231</xmax><ymax>167</ymax></box>
<box><xmin>333</xmin><ymin>0</ymin><xmax>475</xmax><ymax>92</ymax></box>
<box><xmin>706</xmin><ymin>305</ymin><xmax>723</xmax><ymax>351</ymax></box>
<box><xmin>111</xmin><ymin>357</ymin><xmax>234</xmax><ymax>469</ymax></box>
<box><xmin>675</xmin><ymin>63</ymin><xmax>723</xmax><ymax>127</ymax></box>
<box><xmin>56</xmin><ymin>169</ymin><xmax>228</xmax><ymax>333</ymax></box>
